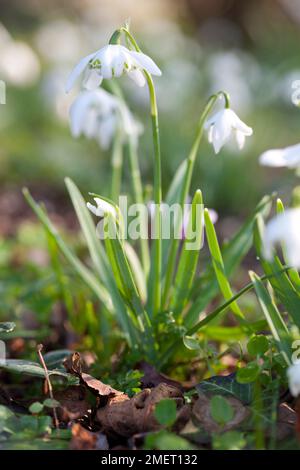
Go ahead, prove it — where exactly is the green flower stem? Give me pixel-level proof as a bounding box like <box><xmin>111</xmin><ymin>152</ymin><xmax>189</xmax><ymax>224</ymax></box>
<box><xmin>106</xmin><ymin>79</ymin><xmax>150</xmax><ymax>274</ymax></box>
<box><xmin>111</xmin><ymin>127</ymin><xmax>123</xmax><ymax>203</ymax></box>
<box><xmin>121</xmin><ymin>27</ymin><xmax>162</xmax><ymax>315</ymax></box>
<box><xmin>128</xmin><ymin>135</ymin><xmax>150</xmax><ymax>275</ymax></box>
<box><xmin>162</xmin><ymin>91</ymin><xmax>229</xmax><ymax>308</ymax></box>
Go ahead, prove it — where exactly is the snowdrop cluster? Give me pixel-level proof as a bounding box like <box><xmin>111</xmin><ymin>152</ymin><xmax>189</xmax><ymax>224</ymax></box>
<box><xmin>259</xmin><ymin>143</ymin><xmax>300</xmax><ymax>170</ymax></box>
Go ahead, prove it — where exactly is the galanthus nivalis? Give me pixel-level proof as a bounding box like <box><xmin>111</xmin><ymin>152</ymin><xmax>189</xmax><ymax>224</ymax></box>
<box><xmin>205</xmin><ymin>108</ymin><xmax>253</xmax><ymax>154</ymax></box>
<box><xmin>87</xmin><ymin>197</ymin><xmax>117</xmax><ymax>218</ymax></box>
<box><xmin>66</xmin><ymin>44</ymin><xmax>161</xmax><ymax>92</ymax></box>
<box><xmin>259</xmin><ymin>143</ymin><xmax>300</xmax><ymax>169</ymax></box>
<box><xmin>263</xmin><ymin>207</ymin><xmax>300</xmax><ymax>269</ymax></box>
<box><xmin>69</xmin><ymin>89</ymin><xmax>143</xmax><ymax>150</ymax></box>
<box><xmin>287</xmin><ymin>362</ymin><xmax>300</xmax><ymax>397</ymax></box>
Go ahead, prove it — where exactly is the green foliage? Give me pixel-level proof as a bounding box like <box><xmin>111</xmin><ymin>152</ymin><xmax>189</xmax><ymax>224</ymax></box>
<box><xmin>154</xmin><ymin>399</ymin><xmax>177</xmax><ymax>427</ymax></box>
<box><xmin>210</xmin><ymin>395</ymin><xmax>234</xmax><ymax>425</ymax></box>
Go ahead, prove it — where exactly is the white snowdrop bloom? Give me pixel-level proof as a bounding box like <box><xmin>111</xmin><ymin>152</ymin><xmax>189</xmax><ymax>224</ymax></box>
<box><xmin>205</xmin><ymin>108</ymin><xmax>253</xmax><ymax>154</ymax></box>
<box><xmin>66</xmin><ymin>44</ymin><xmax>161</xmax><ymax>92</ymax></box>
<box><xmin>259</xmin><ymin>143</ymin><xmax>300</xmax><ymax>169</ymax></box>
<box><xmin>87</xmin><ymin>197</ymin><xmax>117</xmax><ymax>218</ymax></box>
<box><xmin>287</xmin><ymin>362</ymin><xmax>300</xmax><ymax>397</ymax></box>
<box><xmin>263</xmin><ymin>208</ymin><xmax>300</xmax><ymax>269</ymax></box>
<box><xmin>69</xmin><ymin>89</ymin><xmax>143</xmax><ymax>150</ymax></box>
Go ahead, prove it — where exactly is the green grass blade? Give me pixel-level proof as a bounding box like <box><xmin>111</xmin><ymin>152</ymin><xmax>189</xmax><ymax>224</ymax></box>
<box><xmin>249</xmin><ymin>271</ymin><xmax>291</xmax><ymax>365</ymax></box>
<box><xmin>204</xmin><ymin>208</ymin><xmax>244</xmax><ymax>319</ymax></box>
<box><xmin>171</xmin><ymin>190</ymin><xmax>203</xmax><ymax>315</ymax></box>
<box><xmin>184</xmin><ymin>194</ymin><xmax>273</xmax><ymax>328</ymax></box>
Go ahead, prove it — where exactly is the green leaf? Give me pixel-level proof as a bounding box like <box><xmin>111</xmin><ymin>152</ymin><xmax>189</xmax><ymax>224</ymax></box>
<box><xmin>236</xmin><ymin>362</ymin><xmax>260</xmax><ymax>384</ymax></box>
<box><xmin>154</xmin><ymin>399</ymin><xmax>177</xmax><ymax>427</ymax></box>
<box><xmin>196</xmin><ymin>373</ymin><xmax>253</xmax><ymax>404</ymax></box>
<box><xmin>171</xmin><ymin>190</ymin><xmax>204</xmax><ymax>315</ymax></box>
<box><xmin>204</xmin><ymin>208</ymin><xmax>244</xmax><ymax>319</ymax></box>
<box><xmin>64</xmin><ymin>180</ymin><xmax>138</xmax><ymax>344</ymax></box>
<box><xmin>185</xmin><ymin>194</ymin><xmax>273</xmax><ymax>328</ymax></box>
<box><xmin>0</xmin><ymin>359</ymin><xmax>76</xmax><ymax>383</ymax></box>
<box><xmin>183</xmin><ymin>335</ymin><xmax>201</xmax><ymax>351</ymax></box>
<box><xmin>254</xmin><ymin>215</ymin><xmax>300</xmax><ymax>330</ymax></box>
<box><xmin>43</xmin><ymin>398</ymin><xmax>60</xmax><ymax>408</ymax></box>
<box><xmin>29</xmin><ymin>402</ymin><xmax>44</xmax><ymax>414</ymax></box>
<box><xmin>145</xmin><ymin>430</ymin><xmax>195</xmax><ymax>450</ymax></box>
<box><xmin>249</xmin><ymin>271</ymin><xmax>291</xmax><ymax>365</ymax></box>
<box><xmin>210</xmin><ymin>395</ymin><xmax>234</xmax><ymax>425</ymax></box>
<box><xmin>0</xmin><ymin>322</ymin><xmax>15</xmax><ymax>333</ymax></box>
<box><xmin>104</xmin><ymin>214</ymin><xmax>152</xmax><ymax>344</ymax></box>
<box><xmin>213</xmin><ymin>431</ymin><xmax>246</xmax><ymax>450</ymax></box>
<box><xmin>247</xmin><ymin>335</ymin><xmax>269</xmax><ymax>356</ymax></box>
<box><xmin>123</xmin><ymin>242</ymin><xmax>147</xmax><ymax>303</ymax></box>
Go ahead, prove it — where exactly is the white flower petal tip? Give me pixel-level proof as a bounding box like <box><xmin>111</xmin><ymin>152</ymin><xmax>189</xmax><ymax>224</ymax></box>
<box><xmin>259</xmin><ymin>143</ymin><xmax>300</xmax><ymax>169</ymax></box>
<box><xmin>287</xmin><ymin>362</ymin><xmax>300</xmax><ymax>397</ymax></box>
<box><xmin>263</xmin><ymin>208</ymin><xmax>300</xmax><ymax>269</ymax></box>
<box><xmin>205</xmin><ymin>108</ymin><xmax>252</xmax><ymax>154</ymax></box>
<box><xmin>66</xmin><ymin>44</ymin><xmax>161</xmax><ymax>92</ymax></box>
<box><xmin>86</xmin><ymin>198</ymin><xmax>117</xmax><ymax>218</ymax></box>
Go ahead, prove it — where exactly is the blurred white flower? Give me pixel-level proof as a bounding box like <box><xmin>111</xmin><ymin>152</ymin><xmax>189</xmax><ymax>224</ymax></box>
<box><xmin>69</xmin><ymin>89</ymin><xmax>143</xmax><ymax>149</ymax></box>
<box><xmin>66</xmin><ymin>44</ymin><xmax>161</xmax><ymax>92</ymax></box>
<box><xmin>35</xmin><ymin>20</ymin><xmax>84</xmax><ymax>64</ymax></box>
<box><xmin>259</xmin><ymin>143</ymin><xmax>300</xmax><ymax>169</ymax></box>
<box><xmin>87</xmin><ymin>197</ymin><xmax>117</xmax><ymax>218</ymax></box>
<box><xmin>205</xmin><ymin>108</ymin><xmax>253</xmax><ymax>154</ymax></box>
<box><xmin>0</xmin><ymin>40</ymin><xmax>40</xmax><ymax>87</ymax></box>
<box><xmin>287</xmin><ymin>361</ymin><xmax>300</xmax><ymax>397</ymax></box>
<box><xmin>263</xmin><ymin>208</ymin><xmax>300</xmax><ymax>268</ymax></box>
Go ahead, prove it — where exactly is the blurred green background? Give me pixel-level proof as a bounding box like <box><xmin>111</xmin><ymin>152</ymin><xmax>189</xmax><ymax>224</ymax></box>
<box><xmin>1</xmin><ymin>0</ymin><xmax>300</xmax><ymax>230</ymax></box>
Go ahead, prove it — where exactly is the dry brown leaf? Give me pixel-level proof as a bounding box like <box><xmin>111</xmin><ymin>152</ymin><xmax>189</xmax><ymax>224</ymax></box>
<box><xmin>63</xmin><ymin>352</ymin><xmax>125</xmax><ymax>404</ymax></box>
<box><xmin>69</xmin><ymin>423</ymin><xmax>109</xmax><ymax>450</ymax></box>
<box><xmin>95</xmin><ymin>383</ymin><xmax>190</xmax><ymax>438</ymax></box>
<box><xmin>138</xmin><ymin>361</ymin><xmax>183</xmax><ymax>390</ymax></box>
<box><xmin>192</xmin><ymin>394</ymin><xmax>249</xmax><ymax>433</ymax></box>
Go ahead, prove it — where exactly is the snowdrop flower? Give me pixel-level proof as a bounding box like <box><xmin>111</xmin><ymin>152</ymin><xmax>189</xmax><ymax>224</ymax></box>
<box><xmin>259</xmin><ymin>143</ymin><xmax>300</xmax><ymax>169</ymax></box>
<box><xmin>287</xmin><ymin>361</ymin><xmax>300</xmax><ymax>397</ymax></box>
<box><xmin>66</xmin><ymin>44</ymin><xmax>161</xmax><ymax>92</ymax></box>
<box><xmin>87</xmin><ymin>197</ymin><xmax>117</xmax><ymax>218</ymax></box>
<box><xmin>69</xmin><ymin>89</ymin><xmax>143</xmax><ymax>150</ymax></box>
<box><xmin>205</xmin><ymin>108</ymin><xmax>253</xmax><ymax>154</ymax></box>
<box><xmin>263</xmin><ymin>208</ymin><xmax>300</xmax><ymax>269</ymax></box>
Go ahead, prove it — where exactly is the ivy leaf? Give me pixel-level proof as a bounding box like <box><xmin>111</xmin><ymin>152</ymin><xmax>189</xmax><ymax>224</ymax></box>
<box><xmin>196</xmin><ymin>373</ymin><xmax>253</xmax><ymax>404</ymax></box>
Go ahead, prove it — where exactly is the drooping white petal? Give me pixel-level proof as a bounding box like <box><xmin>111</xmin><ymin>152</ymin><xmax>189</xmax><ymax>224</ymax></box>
<box><xmin>205</xmin><ymin>107</ymin><xmax>252</xmax><ymax>154</ymax></box>
<box><xmin>82</xmin><ymin>68</ymin><xmax>103</xmax><ymax>90</ymax></box>
<box><xmin>129</xmin><ymin>50</ymin><xmax>162</xmax><ymax>76</ymax></box>
<box><xmin>287</xmin><ymin>362</ymin><xmax>300</xmax><ymax>397</ymax></box>
<box><xmin>263</xmin><ymin>208</ymin><xmax>300</xmax><ymax>268</ymax></box>
<box><xmin>259</xmin><ymin>149</ymin><xmax>288</xmax><ymax>167</ymax></box>
<box><xmin>128</xmin><ymin>69</ymin><xmax>146</xmax><ymax>87</ymax></box>
<box><xmin>65</xmin><ymin>52</ymin><xmax>96</xmax><ymax>93</ymax></box>
<box><xmin>87</xmin><ymin>197</ymin><xmax>116</xmax><ymax>218</ymax></box>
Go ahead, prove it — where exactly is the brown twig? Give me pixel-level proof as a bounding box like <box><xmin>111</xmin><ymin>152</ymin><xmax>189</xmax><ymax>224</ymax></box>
<box><xmin>37</xmin><ymin>344</ymin><xmax>59</xmax><ymax>429</ymax></box>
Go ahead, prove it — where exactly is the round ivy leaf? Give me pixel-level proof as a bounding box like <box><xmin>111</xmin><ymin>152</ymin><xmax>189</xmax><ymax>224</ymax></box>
<box><xmin>247</xmin><ymin>335</ymin><xmax>269</xmax><ymax>356</ymax></box>
<box><xmin>29</xmin><ymin>402</ymin><xmax>44</xmax><ymax>414</ymax></box>
<box><xmin>43</xmin><ymin>398</ymin><xmax>60</xmax><ymax>409</ymax></box>
<box><xmin>154</xmin><ymin>399</ymin><xmax>177</xmax><ymax>427</ymax></box>
<box><xmin>237</xmin><ymin>363</ymin><xmax>260</xmax><ymax>384</ymax></box>
<box><xmin>210</xmin><ymin>395</ymin><xmax>234</xmax><ymax>425</ymax></box>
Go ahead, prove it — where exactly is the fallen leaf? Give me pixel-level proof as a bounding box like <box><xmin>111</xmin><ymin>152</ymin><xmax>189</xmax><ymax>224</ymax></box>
<box><xmin>192</xmin><ymin>393</ymin><xmax>249</xmax><ymax>433</ymax></box>
<box><xmin>96</xmin><ymin>383</ymin><xmax>190</xmax><ymax>438</ymax></box>
<box><xmin>69</xmin><ymin>423</ymin><xmax>109</xmax><ymax>450</ymax></box>
<box><xmin>63</xmin><ymin>352</ymin><xmax>124</xmax><ymax>404</ymax></box>
<box><xmin>138</xmin><ymin>361</ymin><xmax>183</xmax><ymax>390</ymax></box>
